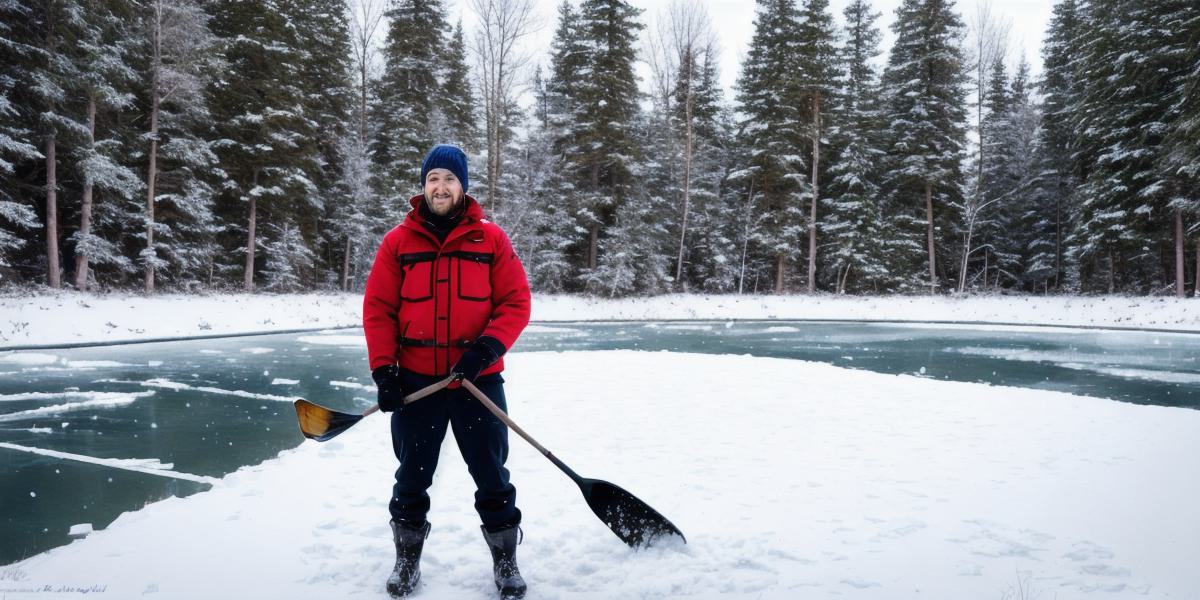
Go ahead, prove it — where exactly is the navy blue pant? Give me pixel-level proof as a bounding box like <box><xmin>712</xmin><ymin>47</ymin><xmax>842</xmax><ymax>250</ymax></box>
<box><xmin>389</xmin><ymin>371</ymin><xmax>521</xmax><ymax>529</ymax></box>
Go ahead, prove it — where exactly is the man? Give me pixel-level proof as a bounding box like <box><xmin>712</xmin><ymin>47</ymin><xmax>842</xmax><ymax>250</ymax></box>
<box><xmin>363</xmin><ymin>144</ymin><xmax>531</xmax><ymax>599</ymax></box>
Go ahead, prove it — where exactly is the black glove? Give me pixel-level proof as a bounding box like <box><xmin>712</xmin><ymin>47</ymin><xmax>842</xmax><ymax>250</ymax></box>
<box><xmin>372</xmin><ymin>364</ymin><xmax>406</xmax><ymax>413</ymax></box>
<box><xmin>450</xmin><ymin>336</ymin><xmax>506</xmax><ymax>383</ymax></box>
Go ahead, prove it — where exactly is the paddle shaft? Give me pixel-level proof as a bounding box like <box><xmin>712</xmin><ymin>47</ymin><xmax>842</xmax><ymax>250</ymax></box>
<box><xmin>359</xmin><ymin>374</ymin><xmax>458</xmax><ymax>418</ymax></box>
<box><xmin>460</xmin><ymin>378</ymin><xmax>585</xmax><ymax>484</ymax></box>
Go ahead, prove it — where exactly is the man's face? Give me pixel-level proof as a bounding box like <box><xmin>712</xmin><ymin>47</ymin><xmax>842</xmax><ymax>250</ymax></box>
<box><xmin>424</xmin><ymin>168</ymin><xmax>464</xmax><ymax>216</ymax></box>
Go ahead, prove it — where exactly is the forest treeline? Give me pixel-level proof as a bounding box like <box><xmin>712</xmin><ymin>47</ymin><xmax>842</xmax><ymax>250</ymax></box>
<box><xmin>0</xmin><ymin>0</ymin><xmax>1197</xmax><ymax>296</ymax></box>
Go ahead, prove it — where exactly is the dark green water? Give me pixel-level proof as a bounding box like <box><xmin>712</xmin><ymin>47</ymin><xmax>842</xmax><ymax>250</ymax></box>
<box><xmin>1</xmin><ymin>321</ymin><xmax>1198</xmax><ymax>565</ymax></box>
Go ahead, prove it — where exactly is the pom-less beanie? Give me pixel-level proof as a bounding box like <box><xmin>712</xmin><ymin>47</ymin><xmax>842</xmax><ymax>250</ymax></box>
<box><xmin>420</xmin><ymin>144</ymin><xmax>469</xmax><ymax>194</ymax></box>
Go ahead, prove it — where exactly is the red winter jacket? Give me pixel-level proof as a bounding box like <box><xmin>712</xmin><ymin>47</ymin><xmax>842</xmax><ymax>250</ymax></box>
<box><xmin>363</xmin><ymin>195</ymin><xmax>531</xmax><ymax>377</ymax></box>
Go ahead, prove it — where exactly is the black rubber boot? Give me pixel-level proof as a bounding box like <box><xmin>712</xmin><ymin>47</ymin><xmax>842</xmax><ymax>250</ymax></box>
<box><xmin>481</xmin><ymin>524</ymin><xmax>527</xmax><ymax>600</ymax></box>
<box><xmin>387</xmin><ymin>519</ymin><xmax>430</xmax><ymax>598</ymax></box>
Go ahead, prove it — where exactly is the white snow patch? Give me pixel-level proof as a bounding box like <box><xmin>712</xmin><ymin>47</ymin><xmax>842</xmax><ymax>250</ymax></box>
<box><xmin>239</xmin><ymin>347</ymin><xmax>274</xmax><ymax>354</ymax></box>
<box><xmin>522</xmin><ymin>325</ymin><xmax>585</xmax><ymax>334</ymax></box>
<box><xmin>4</xmin><ymin>292</ymin><xmax>1200</xmax><ymax>350</ymax></box>
<box><xmin>271</xmin><ymin>378</ymin><xmax>300</xmax><ymax>386</ymax></box>
<box><xmin>329</xmin><ymin>380</ymin><xmax>372</xmax><ymax>391</ymax></box>
<box><xmin>763</xmin><ymin>326</ymin><xmax>801</xmax><ymax>333</ymax></box>
<box><xmin>0</xmin><ymin>352</ymin><xmax>59</xmax><ymax>365</ymax></box>
<box><xmin>0</xmin><ymin>442</ymin><xmax>215</xmax><ymax>484</ymax></box>
<box><xmin>1058</xmin><ymin>364</ymin><xmax>1200</xmax><ymax>385</ymax></box>
<box><xmin>0</xmin><ymin>392</ymin><xmax>154</xmax><ymax>421</ymax></box>
<box><xmin>68</xmin><ymin>523</ymin><xmax>94</xmax><ymax>537</ymax></box>
<box><xmin>65</xmin><ymin>360</ymin><xmax>133</xmax><ymax>368</ymax></box>
<box><xmin>122</xmin><ymin>378</ymin><xmax>300</xmax><ymax>402</ymax></box>
<box><xmin>294</xmin><ymin>335</ymin><xmax>365</xmax><ymax>346</ymax></box>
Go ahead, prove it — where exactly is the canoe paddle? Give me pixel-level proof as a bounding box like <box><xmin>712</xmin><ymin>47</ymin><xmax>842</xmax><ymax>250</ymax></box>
<box><xmin>293</xmin><ymin>374</ymin><xmax>455</xmax><ymax>442</ymax></box>
<box><xmin>293</xmin><ymin>376</ymin><xmax>686</xmax><ymax>548</ymax></box>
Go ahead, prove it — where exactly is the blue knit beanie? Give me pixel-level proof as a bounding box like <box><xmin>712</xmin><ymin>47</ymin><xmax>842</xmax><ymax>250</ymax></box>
<box><xmin>420</xmin><ymin>144</ymin><xmax>469</xmax><ymax>194</ymax></box>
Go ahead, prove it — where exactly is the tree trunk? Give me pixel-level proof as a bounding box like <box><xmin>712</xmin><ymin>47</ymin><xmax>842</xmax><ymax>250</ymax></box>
<box><xmin>1107</xmin><ymin>252</ymin><xmax>1115</xmax><ymax>294</ymax></box>
<box><xmin>145</xmin><ymin>0</ymin><xmax>162</xmax><ymax>294</ymax></box>
<box><xmin>1194</xmin><ymin>243</ymin><xmax>1199</xmax><ymax>298</ymax></box>
<box><xmin>587</xmin><ymin>162</ymin><xmax>600</xmax><ymax>269</ymax></box>
<box><xmin>1054</xmin><ymin>195</ymin><xmax>1062</xmax><ymax>291</ymax></box>
<box><xmin>341</xmin><ymin>236</ymin><xmax>352</xmax><ymax>291</ymax></box>
<box><xmin>675</xmin><ymin>63</ymin><xmax>694</xmax><ymax>288</ymax></box>
<box><xmin>925</xmin><ymin>181</ymin><xmax>936</xmax><ymax>292</ymax></box>
<box><xmin>738</xmin><ymin>179</ymin><xmax>755</xmax><ymax>295</ymax></box>
<box><xmin>1175</xmin><ymin>208</ymin><xmax>1185</xmax><ymax>298</ymax></box>
<box><xmin>958</xmin><ymin>213</ymin><xmax>974</xmax><ymax>293</ymax></box>
<box><xmin>244</xmin><ymin>168</ymin><xmax>259</xmax><ymax>291</ymax></box>
<box><xmin>45</xmin><ymin>135</ymin><xmax>60</xmax><ymax>288</ymax></box>
<box><xmin>74</xmin><ymin>95</ymin><xmax>97</xmax><ymax>290</ymax></box>
<box><xmin>43</xmin><ymin>9</ymin><xmax>60</xmax><ymax>289</ymax></box>
<box><xmin>775</xmin><ymin>253</ymin><xmax>785</xmax><ymax>294</ymax></box>
<box><xmin>807</xmin><ymin>92</ymin><xmax>820</xmax><ymax>294</ymax></box>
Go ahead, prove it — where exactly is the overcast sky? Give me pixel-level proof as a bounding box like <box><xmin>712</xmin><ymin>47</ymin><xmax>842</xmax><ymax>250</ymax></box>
<box><xmin>447</xmin><ymin>0</ymin><xmax>1056</xmax><ymax>105</ymax></box>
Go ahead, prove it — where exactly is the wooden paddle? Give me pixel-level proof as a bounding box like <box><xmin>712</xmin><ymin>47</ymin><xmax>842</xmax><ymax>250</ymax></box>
<box><xmin>460</xmin><ymin>379</ymin><xmax>686</xmax><ymax>549</ymax></box>
<box><xmin>293</xmin><ymin>375</ymin><xmax>455</xmax><ymax>441</ymax></box>
<box><xmin>293</xmin><ymin>375</ymin><xmax>686</xmax><ymax>548</ymax></box>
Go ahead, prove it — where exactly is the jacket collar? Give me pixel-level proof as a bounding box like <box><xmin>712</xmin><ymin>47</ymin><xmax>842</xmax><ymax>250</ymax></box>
<box><xmin>401</xmin><ymin>194</ymin><xmax>486</xmax><ymax>246</ymax></box>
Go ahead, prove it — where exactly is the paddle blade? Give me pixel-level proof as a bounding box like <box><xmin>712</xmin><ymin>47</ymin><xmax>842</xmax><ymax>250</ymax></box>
<box><xmin>294</xmin><ymin>399</ymin><xmax>364</xmax><ymax>442</ymax></box>
<box><xmin>583</xmin><ymin>479</ymin><xmax>686</xmax><ymax>548</ymax></box>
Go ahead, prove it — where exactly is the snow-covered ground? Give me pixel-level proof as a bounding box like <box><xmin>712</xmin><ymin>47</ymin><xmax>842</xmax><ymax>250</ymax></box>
<box><xmin>2</xmin><ymin>291</ymin><xmax>1199</xmax><ymax>348</ymax></box>
<box><xmin>6</xmin><ymin>351</ymin><xmax>1198</xmax><ymax>599</ymax></box>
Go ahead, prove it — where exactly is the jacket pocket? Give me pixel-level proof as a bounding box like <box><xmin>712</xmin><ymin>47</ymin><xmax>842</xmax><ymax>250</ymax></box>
<box><xmin>398</xmin><ymin>253</ymin><xmax>436</xmax><ymax>302</ymax></box>
<box><xmin>454</xmin><ymin>251</ymin><xmax>493</xmax><ymax>302</ymax></box>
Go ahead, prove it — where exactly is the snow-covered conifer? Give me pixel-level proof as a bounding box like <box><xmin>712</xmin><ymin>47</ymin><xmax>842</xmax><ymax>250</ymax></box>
<box><xmin>734</xmin><ymin>0</ymin><xmax>808</xmax><ymax>293</ymax></box>
<box><xmin>878</xmin><ymin>0</ymin><xmax>969</xmax><ymax>292</ymax></box>
<box><xmin>822</xmin><ymin>0</ymin><xmax>887</xmax><ymax>294</ymax></box>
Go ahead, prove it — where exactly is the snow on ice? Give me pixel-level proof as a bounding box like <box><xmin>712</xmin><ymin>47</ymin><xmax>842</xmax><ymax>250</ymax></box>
<box><xmin>8</xmin><ymin>351</ymin><xmax>1199</xmax><ymax>599</ymax></box>
<box><xmin>4</xmin><ymin>292</ymin><xmax>1200</xmax><ymax>349</ymax></box>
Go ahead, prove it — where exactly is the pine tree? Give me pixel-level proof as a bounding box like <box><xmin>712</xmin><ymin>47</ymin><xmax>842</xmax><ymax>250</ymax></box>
<box><xmin>286</xmin><ymin>0</ymin><xmax>355</xmax><ymax>289</ymax></box>
<box><xmin>567</xmin><ymin>0</ymin><xmax>643</xmax><ymax>285</ymax></box>
<box><xmin>262</xmin><ymin>219</ymin><xmax>315</xmax><ymax>291</ymax></box>
<box><xmin>822</xmin><ymin>0</ymin><xmax>887</xmax><ymax>294</ymax></box>
<box><xmin>794</xmin><ymin>0</ymin><xmax>839</xmax><ymax>293</ymax></box>
<box><xmin>977</xmin><ymin>58</ymin><xmax>1040</xmax><ymax>290</ymax></box>
<box><xmin>440</xmin><ymin>20</ymin><xmax>477</xmax><ymax>152</ymax></box>
<box><xmin>69</xmin><ymin>0</ymin><xmax>143</xmax><ymax>290</ymax></box>
<box><xmin>580</xmin><ymin>111</ymin><xmax>673</xmax><ymax>297</ymax></box>
<box><xmin>674</xmin><ymin>49</ymin><xmax>739</xmax><ymax>292</ymax></box>
<box><xmin>372</xmin><ymin>0</ymin><xmax>449</xmax><ymax>204</ymax></box>
<box><xmin>1154</xmin><ymin>0</ymin><xmax>1200</xmax><ymax>296</ymax></box>
<box><xmin>208</xmin><ymin>0</ymin><xmax>319</xmax><ymax>291</ymax></box>
<box><xmin>734</xmin><ymin>0</ymin><xmax>807</xmax><ymax>293</ymax></box>
<box><xmin>0</xmin><ymin>0</ymin><xmax>43</xmax><ymax>273</ymax></box>
<box><xmin>138</xmin><ymin>0</ymin><xmax>221</xmax><ymax>291</ymax></box>
<box><xmin>967</xmin><ymin>56</ymin><xmax>1017</xmax><ymax>289</ymax></box>
<box><xmin>1070</xmin><ymin>0</ymin><xmax>1185</xmax><ymax>293</ymax></box>
<box><xmin>22</xmin><ymin>0</ymin><xmax>94</xmax><ymax>287</ymax></box>
<box><xmin>879</xmin><ymin>0</ymin><xmax>969</xmax><ymax>292</ymax></box>
<box><xmin>1027</xmin><ymin>0</ymin><xmax>1084</xmax><ymax>292</ymax></box>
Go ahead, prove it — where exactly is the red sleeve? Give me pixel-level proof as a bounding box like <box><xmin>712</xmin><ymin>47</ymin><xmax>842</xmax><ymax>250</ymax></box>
<box><xmin>482</xmin><ymin>227</ymin><xmax>531</xmax><ymax>351</ymax></box>
<box><xmin>363</xmin><ymin>228</ymin><xmax>403</xmax><ymax>370</ymax></box>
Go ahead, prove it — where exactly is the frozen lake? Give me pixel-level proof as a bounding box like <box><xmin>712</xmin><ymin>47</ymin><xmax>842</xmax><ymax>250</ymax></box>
<box><xmin>1</xmin><ymin>320</ymin><xmax>1198</xmax><ymax>565</ymax></box>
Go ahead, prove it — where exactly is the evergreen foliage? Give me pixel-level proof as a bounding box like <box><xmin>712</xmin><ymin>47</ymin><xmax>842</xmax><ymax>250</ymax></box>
<box><xmin>0</xmin><ymin>0</ymin><xmax>1193</xmax><ymax>297</ymax></box>
<box><xmin>822</xmin><ymin>0</ymin><xmax>887</xmax><ymax>294</ymax></box>
<box><xmin>878</xmin><ymin>0</ymin><xmax>969</xmax><ymax>292</ymax></box>
<box><xmin>373</xmin><ymin>0</ymin><xmax>449</xmax><ymax>203</ymax></box>
<box><xmin>734</xmin><ymin>0</ymin><xmax>808</xmax><ymax>292</ymax></box>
